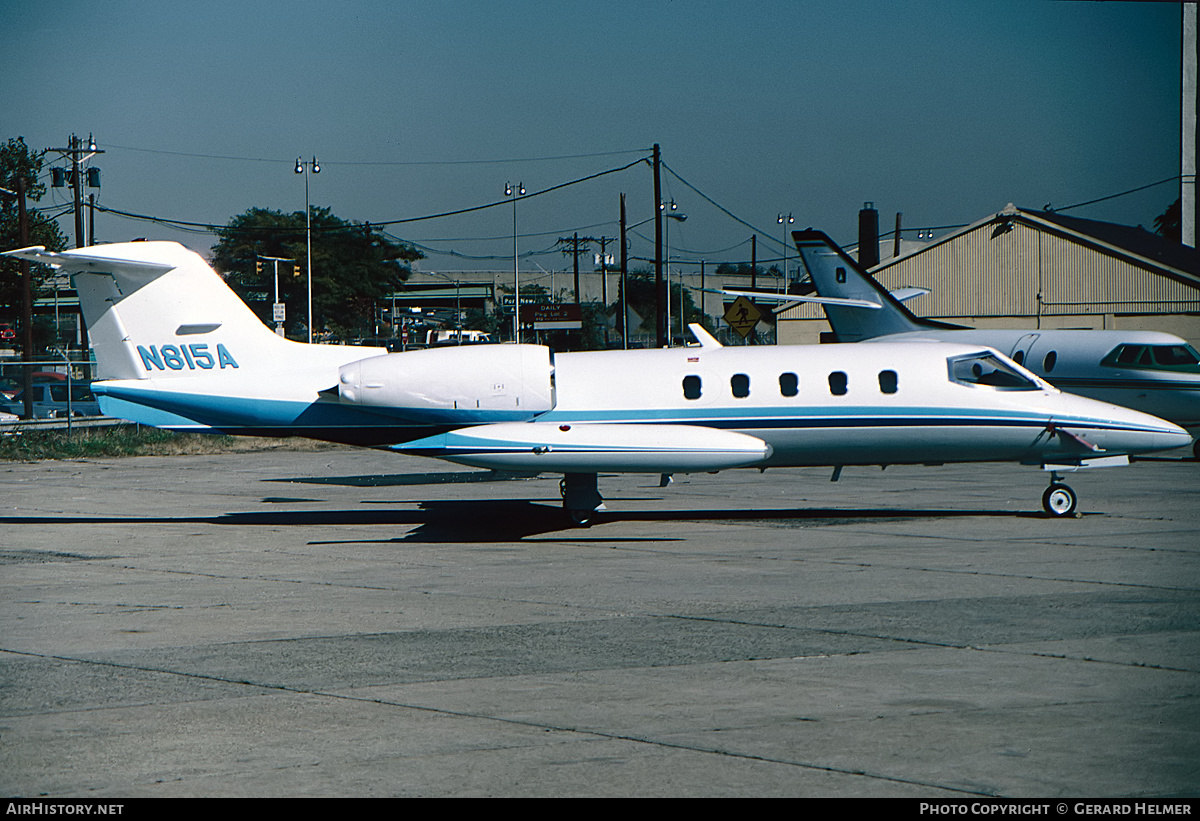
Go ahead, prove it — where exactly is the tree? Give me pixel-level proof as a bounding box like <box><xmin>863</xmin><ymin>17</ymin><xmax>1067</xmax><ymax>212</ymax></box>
<box><xmin>615</xmin><ymin>268</ymin><xmax>709</xmax><ymax>346</ymax></box>
<box><xmin>211</xmin><ymin>206</ymin><xmax>422</xmax><ymax>341</ymax></box>
<box><xmin>1</xmin><ymin>137</ymin><xmax>68</xmax><ymax>324</ymax></box>
<box><xmin>1154</xmin><ymin>198</ymin><xmax>1180</xmax><ymax>242</ymax></box>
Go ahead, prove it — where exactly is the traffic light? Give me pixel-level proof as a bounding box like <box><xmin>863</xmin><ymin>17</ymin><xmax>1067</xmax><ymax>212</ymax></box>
<box><xmin>256</xmin><ymin>260</ymin><xmax>264</xmax><ymax>277</ymax></box>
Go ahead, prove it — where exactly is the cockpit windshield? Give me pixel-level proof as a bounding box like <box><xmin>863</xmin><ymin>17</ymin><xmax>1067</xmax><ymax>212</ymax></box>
<box><xmin>1102</xmin><ymin>343</ymin><xmax>1200</xmax><ymax>373</ymax></box>
<box><xmin>948</xmin><ymin>352</ymin><xmax>1041</xmax><ymax>391</ymax></box>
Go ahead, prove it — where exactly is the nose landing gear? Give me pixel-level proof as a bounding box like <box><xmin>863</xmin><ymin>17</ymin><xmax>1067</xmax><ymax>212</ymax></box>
<box><xmin>1042</xmin><ymin>473</ymin><xmax>1078</xmax><ymax>517</ymax></box>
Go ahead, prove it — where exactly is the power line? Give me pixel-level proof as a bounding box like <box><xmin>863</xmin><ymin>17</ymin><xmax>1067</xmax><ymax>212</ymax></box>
<box><xmin>1047</xmin><ymin>175</ymin><xmax>1180</xmax><ymax>213</ymax></box>
<box><xmin>661</xmin><ymin>161</ymin><xmax>785</xmax><ymax>249</ymax></box>
<box><xmin>101</xmin><ymin>143</ymin><xmax>653</xmax><ymax>167</ymax></box>
<box><xmin>93</xmin><ymin>156</ymin><xmax>649</xmax><ymax>234</ymax></box>
<box><xmin>370</xmin><ymin>157</ymin><xmax>649</xmax><ymax>226</ymax></box>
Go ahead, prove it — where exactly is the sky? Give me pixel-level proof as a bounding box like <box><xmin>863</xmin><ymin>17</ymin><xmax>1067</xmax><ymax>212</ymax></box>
<box><xmin>0</xmin><ymin>0</ymin><xmax>1184</xmax><ymax>279</ymax></box>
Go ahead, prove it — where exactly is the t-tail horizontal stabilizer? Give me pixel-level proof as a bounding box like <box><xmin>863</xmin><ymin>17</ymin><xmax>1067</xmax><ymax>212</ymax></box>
<box><xmin>791</xmin><ymin>229</ymin><xmax>959</xmax><ymax>342</ymax></box>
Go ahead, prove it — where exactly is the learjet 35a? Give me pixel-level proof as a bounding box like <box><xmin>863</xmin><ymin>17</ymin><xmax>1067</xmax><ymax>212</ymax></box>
<box><xmin>4</xmin><ymin>241</ymin><xmax>1191</xmax><ymax>522</ymax></box>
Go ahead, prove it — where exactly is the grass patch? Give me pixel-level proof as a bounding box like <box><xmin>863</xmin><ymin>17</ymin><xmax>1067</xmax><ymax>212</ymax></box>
<box><xmin>0</xmin><ymin>425</ymin><xmax>346</xmax><ymax>461</ymax></box>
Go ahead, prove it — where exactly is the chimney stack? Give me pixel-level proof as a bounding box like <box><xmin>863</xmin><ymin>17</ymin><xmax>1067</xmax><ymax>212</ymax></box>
<box><xmin>858</xmin><ymin>202</ymin><xmax>880</xmax><ymax>268</ymax></box>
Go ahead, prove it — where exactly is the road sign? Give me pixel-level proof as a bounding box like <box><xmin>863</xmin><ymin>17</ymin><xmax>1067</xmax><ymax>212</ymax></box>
<box><xmin>273</xmin><ymin>302</ymin><xmax>286</xmax><ymax>323</ymax></box>
<box><xmin>531</xmin><ymin>304</ymin><xmax>582</xmax><ymax>330</ymax></box>
<box><xmin>723</xmin><ymin>295</ymin><xmax>762</xmax><ymax>338</ymax></box>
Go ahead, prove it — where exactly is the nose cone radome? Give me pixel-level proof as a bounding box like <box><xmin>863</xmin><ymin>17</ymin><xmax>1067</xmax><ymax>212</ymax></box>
<box><xmin>1062</xmin><ymin>395</ymin><xmax>1193</xmax><ymax>456</ymax></box>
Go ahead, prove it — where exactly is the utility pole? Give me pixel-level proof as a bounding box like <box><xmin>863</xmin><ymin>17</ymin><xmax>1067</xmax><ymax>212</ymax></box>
<box><xmin>620</xmin><ymin>193</ymin><xmax>629</xmax><ymax>350</ymax></box>
<box><xmin>47</xmin><ymin>134</ymin><xmax>103</xmax><ymax>249</ymax></box>
<box><xmin>653</xmin><ymin>143</ymin><xmax>664</xmax><ymax>347</ymax></box>
<box><xmin>557</xmin><ymin>233</ymin><xmax>607</xmax><ymax>305</ymax></box>
<box><xmin>750</xmin><ymin>235</ymin><xmax>758</xmax><ymax>345</ymax></box>
<box><xmin>597</xmin><ymin>236</ymin><xmax>611</xmax><ymax>347</ymax></box>
<box><xmin>750</xmin><ymin>234</ymin><xmax>757</xmax><ymax>288</ymax></box>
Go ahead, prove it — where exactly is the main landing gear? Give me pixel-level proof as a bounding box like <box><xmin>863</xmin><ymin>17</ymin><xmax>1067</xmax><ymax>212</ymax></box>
<box><xmin>560</xmin><ymin>472</ymin><xmax>604</xmax><ymax>527</ymax></box>
<box><xmin>1041</xmin><ymin>473</ymin><xmax>1078</xmax><ymax>517</ymax></box>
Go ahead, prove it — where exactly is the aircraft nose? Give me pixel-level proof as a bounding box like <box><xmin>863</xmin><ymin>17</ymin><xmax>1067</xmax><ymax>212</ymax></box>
<box><xmin>1159</xmin><ymin>421</ymin><xmax>1195</xmax><ymax>452</ymax></box>
<box><xmin>1110</xmin><ymin>409</ymin><xmax>1192</xmax><ymax>455</ymax></box>
<box><xmin>1053</xmin><ymin>394</ymin><xmax>1193</xmax><ymax>457</ymax></box>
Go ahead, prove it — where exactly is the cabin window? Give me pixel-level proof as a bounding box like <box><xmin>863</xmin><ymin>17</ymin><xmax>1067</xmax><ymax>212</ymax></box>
<box><xmin>878</xmin><ymin>370</ymin><xmax>898</xmax><ymax>394</ymax></box>
<box><xmin>1042</xmin><ymin>351</ymin><xmax>1057</xmax><ymax>372</ymax></box>
<box><xmin>836</xmin><ymin>267</ymin><xmax>847</xmax><ymax>284</ymax></box>
<box><xmin>1113</xmin><ymin>345</ymin><xmax>1141</xmax><ymax>366</ymax></box>
<box><xmin>1153</xmin><ymin>345</ymin><xmax>1200</xmax><ymax>367</ymax></box>
<box><xmin>682</xmin><ymin>375</ymin><xmax>702</xmax><ymax>400</ymax></box>
<box><xmin>1103</xmin><ymin>343</ymin><xmax>1200</xmax><ymax>373</ymax></box>
<box><xmin>828</xmin><ymin>371</ymin><xmax>848</xmax><ymax>396</ymax></box>
<box><xmin>779</xmin><ymin>372</ymin><xmax>798</xmax><ymax>397</ymax></box>
<box><xmin>1012</xmin><ymin>350</ymin><xmax>1025</xmax><ymax>365</ymax></box>
<box><xmin>948</xmin><ymin>352</ymin><xmax>1039</xmax><ymax>390</ymax></box>
<box><xmin>731</xmin><ymin>373</ymin><xmax>750</xmax><ymax>398</ymax></box>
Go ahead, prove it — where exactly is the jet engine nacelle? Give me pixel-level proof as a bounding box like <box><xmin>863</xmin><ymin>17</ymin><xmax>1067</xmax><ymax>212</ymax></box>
<box><xmin>337</xmin><ymin>343</ymin><xmax>555</xmax><ymax>424</ymax></box>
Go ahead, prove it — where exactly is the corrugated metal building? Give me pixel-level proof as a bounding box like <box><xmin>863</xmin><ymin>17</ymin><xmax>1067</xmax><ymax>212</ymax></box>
<box><xmin>778</xmin><ymin>204</ymin><xmax>1200</xmax><ymax>346</ymax></box>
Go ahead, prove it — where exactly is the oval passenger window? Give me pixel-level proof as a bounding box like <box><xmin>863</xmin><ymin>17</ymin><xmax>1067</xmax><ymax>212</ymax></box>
<box><xmin>828</xmin><ymin>371</ymin><xmax>848</xmax><ymax>396</ymax></box>
<box><xmin>1043</xmin><ymin>351</ymin><xmax>1057</xmax><ymax>372</ymax></box>
<box><xmin>779</xmin><ymin>372</ymin><xmax>798</xmax><ymax>397</ymax></box>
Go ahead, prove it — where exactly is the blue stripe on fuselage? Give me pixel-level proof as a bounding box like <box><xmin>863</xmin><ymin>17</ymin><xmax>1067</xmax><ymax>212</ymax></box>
<box><xmin>91</xmin><ymin>384</ymin><xmax>1174</xmax><ymax>440</ymax></box>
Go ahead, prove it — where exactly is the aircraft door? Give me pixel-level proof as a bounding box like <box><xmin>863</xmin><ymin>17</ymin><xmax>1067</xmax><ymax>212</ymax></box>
<box><xmin>1010</xmin><ymin>334</ymin><xmax>1040</xmax><ymax>368</ymax></box>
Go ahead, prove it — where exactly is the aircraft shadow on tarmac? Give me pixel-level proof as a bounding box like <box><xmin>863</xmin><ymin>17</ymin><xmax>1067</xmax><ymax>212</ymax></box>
<box><xmin>0</xmin><ymin>501</ymin><xmax>1042</xmax><ymax>544</ymax></box>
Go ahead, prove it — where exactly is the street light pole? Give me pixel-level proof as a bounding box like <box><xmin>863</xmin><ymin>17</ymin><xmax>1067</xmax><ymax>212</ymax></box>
<box><xmin>660</xmin><ymin>200</ymin><xmax>686</xmax><ymax>346</ymax></box>
<box><xmin>505</xmin><ymin>182</ymin><xmax>524</xmax><ymax>342</ymax></box>
<box><xmin>777</xmin><ymin>212</ymin><xmax>794</xmax><ymax>293</ymax></box>
<box><xmin>294</xmin><ymin>156</ymin><xmax>320</xmax><ymax>343</ymax></box>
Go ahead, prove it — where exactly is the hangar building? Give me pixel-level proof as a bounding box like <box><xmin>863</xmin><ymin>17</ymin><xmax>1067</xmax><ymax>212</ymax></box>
<box><xmin>778</xmin><ymin>204</ymin><xmax>1200</xmax><ymax>347</ymax></box>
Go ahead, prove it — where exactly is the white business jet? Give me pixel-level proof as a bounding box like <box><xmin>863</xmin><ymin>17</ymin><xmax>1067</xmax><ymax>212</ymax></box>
<box><xmin>3</xmin><ymin>241</ymin><xmax>1190</xmax><ymax>522</ymax></box>
<box><xmin>736</xmin><ymin>229</ymin><xmax>1200</xmax><ymax>458</ymax></box>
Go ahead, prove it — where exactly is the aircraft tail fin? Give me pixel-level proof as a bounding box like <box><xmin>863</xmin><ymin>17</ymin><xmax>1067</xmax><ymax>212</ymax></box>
<box><xmin>791</xmin><ymin>229</ymin><xmax>957</xmax><ymax>342</ymax></box>
<box><xmin>2</xmin><ymin>241</ymin><xmax>314</xmax><ymax>381</ymax></box>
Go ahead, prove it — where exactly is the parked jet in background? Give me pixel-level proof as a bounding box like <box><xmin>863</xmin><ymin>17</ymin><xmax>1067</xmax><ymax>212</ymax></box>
<box><xmin>3</xmin><ymin>241</ymin><xmax>1191</xmax><ymax>521</ymax></box>
<box><xmin>771</xmin><ymin>229</ymin><xmax>1200</xmax><ymax>458</ymax></box>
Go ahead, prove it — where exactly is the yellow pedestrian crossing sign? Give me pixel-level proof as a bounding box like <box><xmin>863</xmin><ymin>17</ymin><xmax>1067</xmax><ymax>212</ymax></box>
<box><xmin>723</xmin><ymin>295</ymin><xmax>762</xmax><ymax>338</ymax></box>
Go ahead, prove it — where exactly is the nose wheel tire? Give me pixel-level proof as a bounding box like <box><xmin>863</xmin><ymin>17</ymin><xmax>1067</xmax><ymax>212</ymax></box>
<box><xmin>1042</xmin><ymin>483</ymin><xmax>1077</xmax><ymax>517</ymax></box>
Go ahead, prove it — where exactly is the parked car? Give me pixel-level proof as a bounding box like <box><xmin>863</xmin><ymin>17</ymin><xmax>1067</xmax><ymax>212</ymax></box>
<box><xmin>0</xmin><ymin>383</ymin><xmax>102</xmax><ymax>418</ymax></box>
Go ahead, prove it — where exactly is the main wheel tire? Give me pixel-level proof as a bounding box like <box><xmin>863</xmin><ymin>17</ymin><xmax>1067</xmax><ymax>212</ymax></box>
<box><xmin>566</xmin><ymin>509</ymin><xmax>593</xmax><ymax>527</ymax></box>
<box><xmin>1042</xmin><ymin>483</ymin><xmax>1077</xmax><ymax>517</ymax></box>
